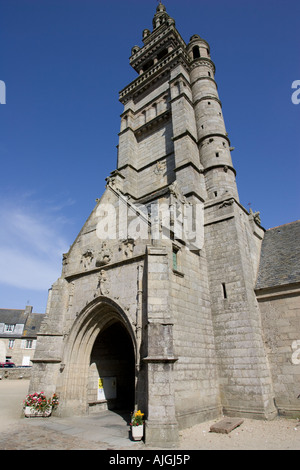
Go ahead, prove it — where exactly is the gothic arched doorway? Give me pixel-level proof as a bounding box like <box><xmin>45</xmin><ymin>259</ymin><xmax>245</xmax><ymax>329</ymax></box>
<box><xmin>58</xmin><ymin>297</ymin><xmax>137</xmax><ymax>417</ymax></box>
<box><xmin>88</xmin><ymin>321</ymin><xmax>135</xmax><ymax>412</ymax></box>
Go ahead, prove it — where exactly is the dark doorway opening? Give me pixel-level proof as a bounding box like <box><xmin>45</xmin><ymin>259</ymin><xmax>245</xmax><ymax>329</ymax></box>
<box><xmin>89</xmin><ymin>322</ymin><xmax>135</xmax><ymax>412</ymax></box>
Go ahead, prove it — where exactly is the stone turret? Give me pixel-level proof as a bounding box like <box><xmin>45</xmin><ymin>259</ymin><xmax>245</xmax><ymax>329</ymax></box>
<box><xmin>187</xmin><ymin>34</ymin><xmax>239</xmax><ymax>201</ymax></box>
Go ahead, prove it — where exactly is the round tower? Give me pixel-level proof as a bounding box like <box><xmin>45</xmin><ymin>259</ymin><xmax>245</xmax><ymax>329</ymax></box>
<box><xmin>187</xmin><ymin>35</ymin><xmax>239</xmax><ymax>201</ymax></box>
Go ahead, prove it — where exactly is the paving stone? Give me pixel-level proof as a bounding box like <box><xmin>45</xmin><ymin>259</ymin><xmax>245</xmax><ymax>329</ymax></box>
<box><xmin>210</xmin><ymin>418</ymin><xmax>244</xmax><ymax>434</ymax></box>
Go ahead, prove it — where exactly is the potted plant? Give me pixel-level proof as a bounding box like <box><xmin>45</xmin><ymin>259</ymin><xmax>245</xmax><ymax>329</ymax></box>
<box><xmin>24</xmin><ymin>392</ymin><xmax>59</xmax><ymax>417</ymax></box>
<box><xmin>130</xmin><ymin>409</ymin><xmax>144</xmax><ymax>441</ymax></box>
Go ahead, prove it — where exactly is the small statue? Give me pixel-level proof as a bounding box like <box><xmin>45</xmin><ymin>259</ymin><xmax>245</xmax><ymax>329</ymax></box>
<box><xmin>249</xmin><ymin>208</ymin><xmax>261</xmax><ymax>225</ymax></box>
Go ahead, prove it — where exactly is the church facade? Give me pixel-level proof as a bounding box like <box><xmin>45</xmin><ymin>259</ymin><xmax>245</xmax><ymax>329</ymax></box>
<box><xmin>29</xmin><ymin>4</ymin><xmax>300</xmax><ymax>447</ymax></box>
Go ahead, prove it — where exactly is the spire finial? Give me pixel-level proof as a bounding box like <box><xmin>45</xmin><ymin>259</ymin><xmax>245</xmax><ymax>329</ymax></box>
<box><xmin>156</xmin><ymin>0</ymin><xmax>166</xmax><ymax>12</ymax></box>
<box><xmin>153</xmin><ymin>1</ymin><xmax>168</xmax><ymax>28</ymax></box>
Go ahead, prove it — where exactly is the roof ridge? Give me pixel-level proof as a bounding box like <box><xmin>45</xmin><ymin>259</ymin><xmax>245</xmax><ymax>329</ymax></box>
<box><xmin>0</xmin><ymin>308</ymin><xmax>24</xmax><ymax>312</ymax></box>
<box><xmin>267</xmin><ymin>219</ymin><xmax>300</xmax><ymax>231</ymax></box>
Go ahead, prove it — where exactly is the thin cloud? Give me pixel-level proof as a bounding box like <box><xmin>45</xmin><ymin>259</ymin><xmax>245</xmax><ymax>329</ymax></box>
<box><xmin>0</xmin><ymin>248</ymin><xmax>60</xmax><ymax>290</ymax></box>
<box><xmin>0</xmin><ymin>198</ymin><xmax>71</xmax><ymax>291</ymax></box>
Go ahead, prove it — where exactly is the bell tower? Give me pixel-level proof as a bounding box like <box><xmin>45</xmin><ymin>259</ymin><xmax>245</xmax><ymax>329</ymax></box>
<box><xmin>116</xmin><ymin>2</ymin><xmax>276</xmax><ymax>430</ymax></box>
<box><xmin>117</xmin><ymin>2</ymin><xmax>206</xmax><ymax>206</ymax></box>
<box><xmin>30</xmin><ymin>3</ymin><xmax>278</xmax><ymax>451</ymax></box>
<box><xmin>117</xmin><ymin>1</ymin><xmax>239</xmax><ymax>208</ymax></box>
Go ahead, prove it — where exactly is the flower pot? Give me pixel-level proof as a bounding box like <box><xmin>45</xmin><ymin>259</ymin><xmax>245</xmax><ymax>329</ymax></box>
<box><xmin>131</xmin><ymin>424</ymin><xmax>144</xmax><ymax>441</ymax></box>
<box><xmin>24</xmin><ymin>406</ymin><xmax>52</xmax><ymax>417</ymax></box>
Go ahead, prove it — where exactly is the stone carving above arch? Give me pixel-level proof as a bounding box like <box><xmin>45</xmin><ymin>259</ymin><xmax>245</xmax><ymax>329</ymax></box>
<box><xmin>80</xmin><ymin>249</ymin><xmax>94</xmax><ymax>270</ymax></box>
<box><xmin>119</xmin><ymin>238</ymin><xmax>135</xmax><ymax>259</ymax></box>
<box><xmin>96</xmin><ymin>242</ymin><xmax>112</xmax><ymax>267</ymax></box>
<box><xmin>97</xmin><ymin>269</ymin><xmax>110</xmax><ymax>296</ymax></box>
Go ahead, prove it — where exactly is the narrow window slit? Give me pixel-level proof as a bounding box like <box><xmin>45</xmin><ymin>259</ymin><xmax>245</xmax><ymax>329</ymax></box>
<box><xmin>222</xmin><ymin>283</ymin><xmax>227</xmax><ymax>299</ymax></box>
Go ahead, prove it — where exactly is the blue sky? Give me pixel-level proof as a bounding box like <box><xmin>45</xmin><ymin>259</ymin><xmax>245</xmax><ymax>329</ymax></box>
<box><xmin>0</xmin><ymin>0</ymin><xmax>299</xmax><ymax>313</ymax></box>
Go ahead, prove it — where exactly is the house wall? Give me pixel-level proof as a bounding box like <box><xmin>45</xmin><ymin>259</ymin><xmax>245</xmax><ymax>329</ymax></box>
<box><xmin>0</xmin><ymin>337</ymin><xmax>37</xmax><ymax>365</ymax></box>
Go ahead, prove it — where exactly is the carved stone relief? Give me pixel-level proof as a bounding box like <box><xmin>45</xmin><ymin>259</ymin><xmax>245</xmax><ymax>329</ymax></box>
<box><xmin>96</xmin><ymin>269</ymin><xmax>110</xmax><ymax>296</ymax></box>
<box><xmin>119</xmin><ymin>238</ymin><xmax>135</xmax><ymax>259</ymax></box>
<box><xmin>154</xmin><ymin>160</ymin><xmax>167</xmax><ymax>176</ymax></box>
<box><xmin>96</xmin><ymin>242</ymin><xmax>112</xmax><ymax>267</ymax></box>
<box><xmin>80</xmin><ymin>250</ymin><xmax>94</xmax><ymax>270</ymax></box>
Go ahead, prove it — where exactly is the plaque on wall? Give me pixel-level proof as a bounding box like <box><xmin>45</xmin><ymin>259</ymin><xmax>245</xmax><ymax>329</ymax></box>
<box><xmin>97</xmin><ymin>376</ymin><xmax>117</xmax><ymax>401</ymax></box>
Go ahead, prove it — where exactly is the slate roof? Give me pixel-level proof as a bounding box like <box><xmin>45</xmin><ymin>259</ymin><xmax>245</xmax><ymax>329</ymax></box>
<box><xmin>22</xmin><ymin>313</ymin><xmax>44</xmax><ymax>337</ymax></box>
<box><xmin>0</xmin><ymin>309</ymin><xmax>26</xmax><ymax>325</ymax></box>
<box><xmin>256</xmin><ymin>220</ymin><xmax>300</xmax><ymax>290</ymax></box>
<box><xmin>0</xmin><ymin>307</ymin><xmax>44</xmax><ymax>338</ymax></box>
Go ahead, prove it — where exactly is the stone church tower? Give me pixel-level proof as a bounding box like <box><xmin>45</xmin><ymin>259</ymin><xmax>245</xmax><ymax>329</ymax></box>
<box><xmin>30</xmin><ymin>3</ymin><xmax>281</xmax><ymax>447</ymax></box>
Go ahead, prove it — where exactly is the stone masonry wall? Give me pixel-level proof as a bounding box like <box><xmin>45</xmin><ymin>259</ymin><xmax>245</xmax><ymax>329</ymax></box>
<box><xmin>258</xmin><ymin>287</ymin><xmax>300</xmax><ymax>417</ymax></box>
<box><xmin>204</xmin><ymin>200</ymin><xmax>276</xmax><ymax>419</ymax></box>
<box><xmin>170</xmin><ymin>243</ymin><xmax>221</xmax><ymax>428</ymax></box>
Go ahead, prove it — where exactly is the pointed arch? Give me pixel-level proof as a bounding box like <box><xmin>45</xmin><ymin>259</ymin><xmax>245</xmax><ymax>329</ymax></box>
<box><xmin>57</xmin><ymin>296</ymin><xmax>137</xmax><ymax>416</ymax></box>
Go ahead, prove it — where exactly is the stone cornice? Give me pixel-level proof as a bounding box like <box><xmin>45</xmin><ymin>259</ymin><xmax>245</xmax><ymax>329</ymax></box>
<box><xmin>170</xmin><ymin>90</ymin><xmax>194</xmax><ymax>108</ymax></box>
<box><xmin>198</xmin><ymin>132</ymin><xmax>231</xmax><ymax>146</ymax></box>
<box><xmin>190</xmin><ymin>75</ymin><xmax>218</xmax><ymax>90</ymax></box>
<box><xmin>194</xmin><ymin>95</ymin><xmax>222</xmax><ymax>108</ymax></box>
<box><xmin>204</xmin><ymin>196</ymin><xmax>253</xmax><ymax>220</ymax></box>
<box><xmin>143</xmin><ymin>355</ymin><xmax>178</xmax><ymax>363</ymax></box>
<box><xmin>135</xmin><ymin>109</ymin><xmax>171</xmax><ymax>136</ymax></box>
<box><xmin>172</xmin><ymin>129</ymin><xmax>197</xmax><ymax>144</ymax></box>
<box><xmin>174</xmin><ymin>160</ymin><xmax>202</xmax><ymax>174</ymax></box>
<box><xmin>118</xmin><ymin>151</ymin><xmax>173</xmax><ymax>174</ymax></box>
<box><xmin>130</xmin><ymin>24</ymin><xmax>186</xmax><ymax>68</ymax></box>
<box><xmin>31</xmin><ymin>357</ymin><xmax>62</xmax><ymax>363</ymax></box>
<box><xmin>64</xmin><ymin>254</ymin><xmax>146</xmax><ymax>283</ymax></box>
<box><xmin>118</xmin><ymin>110</ymin><xmax>171</xmax><ymax>138</ymax></box>
<box><xmin>202</xmin><ymin>164</ymin><xmax>236</xmax><ymax>177</ymax></box>
<box><xmin>189</xmin><ymin>57</ymin><xmax>216</xmax><ymax>74</ymax></box>
<box><xmin>119</xmin><ymin>48</ymin><xmax>190</xmax><ymax>103</ymax></box>
<box><xmin>120</xmin><ymin>89</ymin><xmax>170</xmax><ymax>118</ymax></box>
<box><xmin>255</xmin><ymin>282</ymin><xmax>300</xmax><ymax>300</ymax></box>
